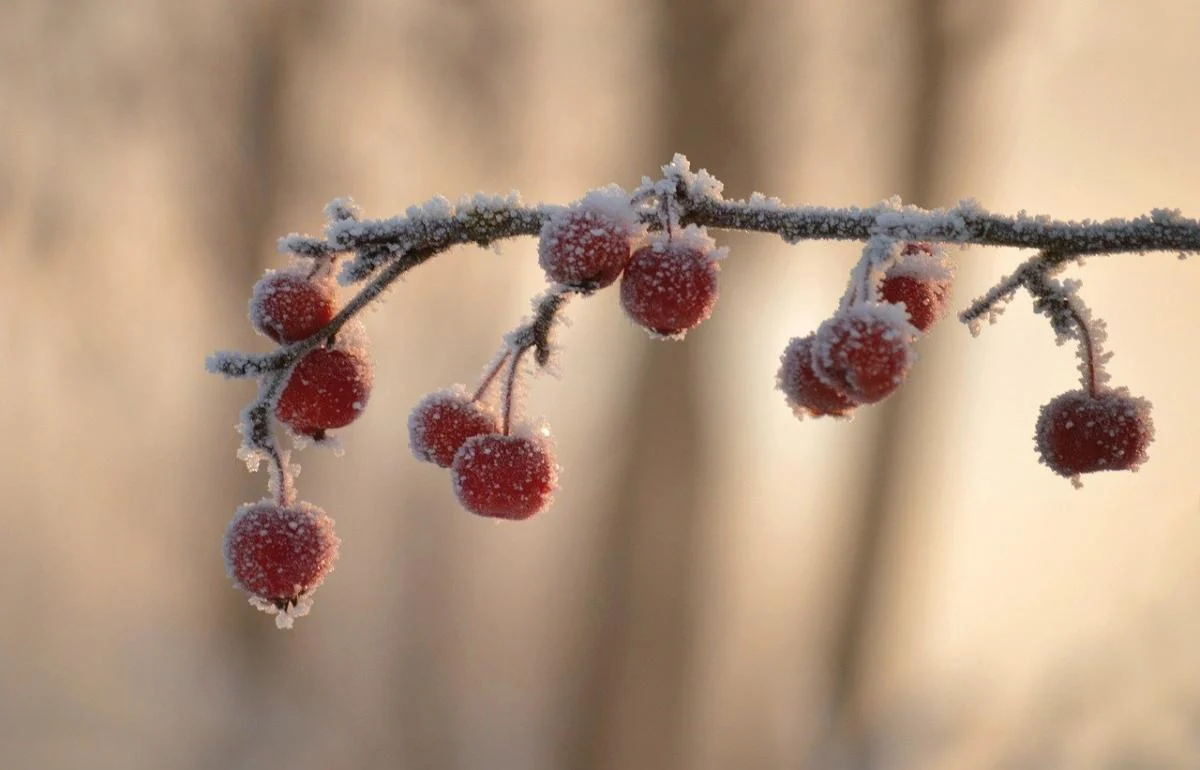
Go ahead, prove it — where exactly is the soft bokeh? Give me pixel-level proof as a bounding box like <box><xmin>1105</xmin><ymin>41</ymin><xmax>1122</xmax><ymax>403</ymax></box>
<box><xmin>2</xmin><ymin>1</ymin><xmax>1198</xmax><ymax>768</ymax></box>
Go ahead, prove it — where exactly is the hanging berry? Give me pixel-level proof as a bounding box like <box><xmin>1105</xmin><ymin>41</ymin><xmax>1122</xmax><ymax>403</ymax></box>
<box><xmin>878</xmin><ymin>242</ymin><xmax>954</xmax><ymax>333</ymax></box>
<box><xmin>451</xmin><ymin>432</ymin><xmax>558</xmax><ymax>520</ymax></box>
<box><xmin>620</xmin><ymin>227</ymin><xmax>721</xmax><ymax>338</ymax></box>
<box><xmin>778</xmin><ymin>334</ymin><xmax>858</xmax><ymax>418</ymax></box>
<box><xmin>223</xmin><ymin>500</ymin><xmax>340</xmax><ymax>628</ymax></box>
<box><xmin>250</xmin><ymin>270</ymin><xmax>337</xmax><ymax>344</ymax></box>
<box><xmin>409</xmin><ymin>387</ymin><xmax>502</xmax><ymax>468</ymax></box>
<box><xmin>811</xmin><ymin>304</ymin><xmax>916</xmax><ymax>405</ymax></box>
<box><xmin>538</xmin><ymin>189</ymin><xmax>639</xmax><ymax>290</ymax></box>
<box><xmin>276</xmin><ymin>346</ymin><xmax>374</xmax><ymax>439</ymax></box>
<box><xmin>1035</xmin><ymin>388</ymin><xmax>1154</xmax><ymax>484</ymax></box>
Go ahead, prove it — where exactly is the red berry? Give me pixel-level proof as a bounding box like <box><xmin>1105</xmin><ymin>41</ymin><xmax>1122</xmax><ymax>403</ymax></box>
<box><xmin>451</xmin><ymin>433</ymin><xmax>558</xmax><ymax>520</ymax></box>
<box><xmin>880</xmin><ymin>276</ymin><xmax>949</xmax><ymax>333</ymax></box>
<box><xmin>778</xmin><ymin>334</ymin><xmax>857</xmax><ymax>418</ymax></box>
<box><xmin>250</xmin><ymin>271</ymin><xmax>337</xmax><ymax>343</ymax></box>
<box><xmin>539</xmin><ymin>206</ymin><xmax>634</xmax><ymax>290</ymax></box>
<box><xmin>879</xmin><ymin>242</ymin><xmax>953</xmax><ymax>333</ymax></box>
<box><xmin>276</xmin><ymin>347</ymin><xmax>373</xmax><ymax>438</ymax></box>
<box><xmin>620</xmin><ymin>231</ymin><xmax>720</xmax><ymax>338</ymax></box>
<box><xmin>1035</xmin><ymin>388</ymin><xmax>1154</xmax><ymax>482</ymax></box>
<box><xmin>409</xmin><ymin>387</ymin><xmax>501</xmax><ymax>468</ymax></box>
<box><xmin>812</xmin><ymin>304</ymin><xmax>915</xmax><ymax>405</ymax></box>
<box><xmin>223</xmin><ymin>500</ymin><xmax>339</xmax><ymax>607</ymax></box>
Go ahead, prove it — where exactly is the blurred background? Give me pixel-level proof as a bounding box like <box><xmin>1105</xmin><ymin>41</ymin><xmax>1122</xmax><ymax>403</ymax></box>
<box><xmin>2</xmin><ymin>0</ymin><xmax>1199</xmax><ymax>768</ymax></box>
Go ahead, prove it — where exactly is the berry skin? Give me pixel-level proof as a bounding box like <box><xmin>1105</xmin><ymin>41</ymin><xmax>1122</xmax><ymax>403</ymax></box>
<box><xmin>451</xmin><ymin>433</ymin><xmax>558</xmax><ymax>520</ymax></box>
<box><xmin>1035</xmin><ymin>388</ymin><xmax>1154</xmax><ymax>483</ymax></box>
<box><xmin>223</xmin><ymin>500</ymin><xmax>339</xmax><ymax>608</ymax></box>
<box><xmin>276</xmin><ymin>347</ymin><xmax>374</xmax><ymax>438</ymax></box>
<box><xmin>539</xmin><ymin>208</ymin><xmax>634</xmax><ymax>290</ymax></box>
<box><xmin>409</xmin><ymin>387</ymin><xmax>501</xmax><ymax>468</ymax></box>
<box><xmin>812</xmin><ymin>304</ymin><xmax>916</xmax><ymax>405</ymax></box>
<box><xmin>620</xmin><ymin>232</ymin><xmax>720</xmax><ymax>338</ymax></box>
<box><xmin>778</xmin><ymin>334</ymin><xmax>857</xmax><ymax>418</ymax></box>
<box><xmin>878</xmin><ymin>242</ymin><xmax>953</xmax><ymax>333</ymax></box>
<box><xmin>250</xmin><ymin>271</ymin><xmax>336</xmax><ymax>344</ymax></box>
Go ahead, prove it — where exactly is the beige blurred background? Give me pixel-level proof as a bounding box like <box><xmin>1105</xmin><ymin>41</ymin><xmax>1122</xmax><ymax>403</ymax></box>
<box><xmin>3</xmin><ymin>1</ymin><xmax>1200</xmax><ymax>768</ymax></box>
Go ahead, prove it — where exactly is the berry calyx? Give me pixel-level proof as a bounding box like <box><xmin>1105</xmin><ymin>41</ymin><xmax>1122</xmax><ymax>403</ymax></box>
<box><xmin>878</xmin><ymin>242</ymin><xmax>954</xmax><ymax>333</ymax></box>
<box><xmin>451</xmin><ymin>432</ymin><xmax>558</xmax><ymax>520</ymax></box>
<box><xmin>778</xmin><ymin>334</ymin><xmax>857</xmax><ymax>418</ymax></box>
<box><xmin>250</xmin><ymin>270</ymin><xmax>337</xmax><ymax>344</ymax></box>
<box><xmin>276</xmin><ymin>346</ymin><xmax>374</xmax><ymax>438</ymax></box>
<box><xmin>409</xmin><ymin>387</ymin><xmax>502</xmax><ymax>468</ymax></box>
<box><xmin>812</xmin><ymin>304</ymin><xmax>916</xmax><ymax>405</ymax></box>
<box><xmin>222</xmin><ymin>500</ymin><xmax>340</xmax><ymax>628</ymax></box>
<box><xmin>1034</xmin><ymin>388</ymin><xmax>1154</xmax><ymax>484</ymax></box>
<box><xmin>538</xmin><ymin>194</ymin><xmax>637</xmax><ymax>290</ymax></box>
<box><xmin>620</xmin><ymin>228</ymin><xmax>721</xmax><ymax>338</ymax></box>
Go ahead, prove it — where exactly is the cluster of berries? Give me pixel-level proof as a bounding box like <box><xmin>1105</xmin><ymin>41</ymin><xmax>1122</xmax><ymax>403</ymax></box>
<box><xmin>775</xmin><ymin>241</ymin><xmax>1155</xmax><ymax>486</ymax></box>
<box><xmin>405</xmin><ymin>193</ymin><xmax>724</xmax><ymax>521</ymax></box>
<box><xmin>250</xmin><ymin>268</ymin><xmax>375</xmax><ymax>440</ymax></box>
<box><xmin>777</xmin><ymin>242</ymin><xmax>951</xmax><ymax>418</ymax></box>
<box><xmin>221</xmin><ymin>266</ymin><xmax>375</xmax><ymax>627</ymax></box>
<box><xmin>408</xmin><ymin>386</ymin><xmax>558</xmax><ymax>521</ymax></box>
<box><xmin>537</xmin><ymin>190</ymin><xmax>722</xmax><ymax>337</ymax></box>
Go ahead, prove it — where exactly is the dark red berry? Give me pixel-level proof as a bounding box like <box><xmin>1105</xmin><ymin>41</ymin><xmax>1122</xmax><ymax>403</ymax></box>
<box><xmin>223</xmin><ymin>500</ymin><xmax>339</xmax><ymax>608</ymax></box>
<box><xmin>250</xmin><ymin>271</ymin><xmax>336</xmax><ymax>344</ymax></box>
<box><xmin>451</xmin><ymin>433</ymin><xmax>558</xmax><ymax>520</ymax></box>
<box><xmin>276</xmin><ymin>347</ymin><xmax>373</xmax><ymax>438</ymax></box>
<box><xmin>539</xmin><ymin>207</ymin><xmax>634</xmax><ymax>290</ymax></box>
<box><xmin>409</xmin><ymin>387</ymin><xmax>501</xmax><ymax>468</ymax></box>
<box><xmin>812</xmin><ymin>304</ymin><xmax>915</xmax><ymax>405</ymax></box>
<box><xmin>878</xmin><ymin>242</ymin><xmax>953</xmax><ymax>333</ymax></box>
<box><xmin>620</xmin><ymin>232</ymin><xmax>720</xmax><ymax>338</ymax></box>
<box><xmin>1035</xmin><ymin>388</ymin><xmax>1154</xmax><ymax>482</ymax></box>
<box><xmin>778</xmin><ymin>334</ymin><xmax>857</xmax><ymax>418</ymax></box>
<box><xmin>880</xmin><ymin>275</ymin><xmax>949</xmax><ymax>333</ymax></box>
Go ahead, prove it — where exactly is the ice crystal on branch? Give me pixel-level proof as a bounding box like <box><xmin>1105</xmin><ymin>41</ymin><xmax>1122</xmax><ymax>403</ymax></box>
<box><xmin>207</xmin><ymin>154</ymin><xmax>1200</xmax><ymax>627</ymax></box>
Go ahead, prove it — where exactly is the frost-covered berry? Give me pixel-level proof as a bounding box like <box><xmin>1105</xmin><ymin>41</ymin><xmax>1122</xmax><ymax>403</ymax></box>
<box><xmin>620</xmin><ymin>228</ymin><xmax>721</xmax><ymax>338</ymax></box>
<box><xmin>538</xmin><ymin>198</ymin><xmax>636</xmax><ymax>290</ymax></box>
<box><xmin>250</xmin><ymin>271</ymin><xmax>337</xmax><ymax>344</ymax></box>
<box><xmin>451</xmin><ymin>433</ymin><xmax>558</xmax><ymax>520</ymax></box>
<box><xmin>409</xmin><ymin>387</ymin><xmax>501</xmax><ymax>468</ymax></box>
<box><xmin>879</xmin><ymin>242</ymin><xmax>953</xmax><ymax>333</ymax></box>
<box><xmin>223</xmin><ymin>500</ymin><xmax>339</xmax><ymax>627</ymax></box>
<box><xmin>1035</xmin><ymin>388</ymin><xmax>1154</xmax><ymax>483</ymax></box>
<box><xmin>276</xmin><ymin>347</ymin><xmax>374</xmax><ymax>438</ymax></box>
<box><xmin>812</xmin><ymin>304</ymin><xmax>916</xmax><ymax>405</ymax></box>
<box><xmin>778</xmin><ymin>334</ymin><xmax>857</xmax><ymax>418</ymax></box>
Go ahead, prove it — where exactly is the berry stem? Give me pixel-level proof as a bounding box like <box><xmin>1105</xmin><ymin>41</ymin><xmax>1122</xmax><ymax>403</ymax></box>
<box><xmin>980</xmin><ymin>254</ymin><xmax>1108</xmax><ymax>395</ymax></box>
<box><xmin>472</xmin><ymin>349</ymin><xmax>511</xmax><ymax>403</ymax></box>
<box><xmin>1067</xmin><ymin>300</ymin><xmax>1100</xmax><ymax>396</ymax></box>
<box><xmin>840</xmin><ymin>236</ymin><xmax>896</xmax><ymax>311</ymax></box>
<box><xmin>489</xmin><ymin>288</ymin><xmax>575</xmax><ymax>434</ymax></box>
<box><xmin>267</xmin><ymin>446</ymin><xmax>296</xmax><ymax>507</ymax></box>
<box><xmin>529</xmin><ymin>288</ymin><xmax>572</xmax><ymax>366</ymax></box>
<box><xmin>660</xmin><ymin>193</ymin><xmax>675</xmax><ymax>242</ymax></box>
<box><xmin>500</xmin><ymin>345</ymin><xmax>527</xmax><ymax>436</ymax></box>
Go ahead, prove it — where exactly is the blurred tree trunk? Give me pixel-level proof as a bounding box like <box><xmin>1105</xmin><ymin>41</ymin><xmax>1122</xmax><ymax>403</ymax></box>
<box><xmin>557</xmin><ymin>2</ymin><xmax>766</xmax><ymax>769</ymax></box>
<box><xmin>193</xmin><ymin>2</ymin><xmax>323</xmax><ymax>768</ymax></box>
<box><xmin>820</xmin><ymin>0</ymin><xmax>1012</xmax><ymax>765</ymax></box>
<box><xmin>379</xmin><ymin>3</ymin><xmax>523</xmax><ymax>769</ymax></box>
